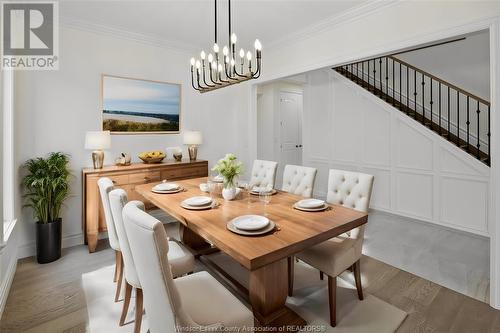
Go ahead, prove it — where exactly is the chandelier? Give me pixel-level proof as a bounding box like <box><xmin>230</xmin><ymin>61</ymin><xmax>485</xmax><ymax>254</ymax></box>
<box><xmin>190</xmin><ymin>0</ymin><xmax>262</xmax><ymax>93</ymax></box>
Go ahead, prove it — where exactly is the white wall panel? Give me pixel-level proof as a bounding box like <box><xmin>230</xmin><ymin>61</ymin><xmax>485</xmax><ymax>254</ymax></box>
<box><xmin>440</xmin><ymin>177</ymin><xmax>488</xmax><ymax>232</ymax></box>
<box><xmin>396</xmin><ymin>119</ymin><xmax>434</xmax><ymax>171</ymax></box>
<box><xmin>396</xmin><ymin>173</ymin><xmax>434</xmax><ymax>220</ymax></box>
<box><xmin>363</xmin><ymin>101</ymin><xmax>391</xmax><ymax>167</ymax></box>
<box><xmin>362</xmin><ymin>167</ymin><xmax>391</xmax><ymax>211</ymax></box>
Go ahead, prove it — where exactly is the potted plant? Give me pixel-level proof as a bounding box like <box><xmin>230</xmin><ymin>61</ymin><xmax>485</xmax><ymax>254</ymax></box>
<box><xmin>22</xmin><ymin>152</ymin><xmax>71</xmax><ymax>264</ymax></box>
<box><xmin>212</xmin><ymin>154</ymin><xmax>243</xmax><ymax>200</ymax></box>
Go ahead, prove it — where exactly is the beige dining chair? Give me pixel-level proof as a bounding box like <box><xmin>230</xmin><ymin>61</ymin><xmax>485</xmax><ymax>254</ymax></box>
<box><xmin>282</xmin><ymin>164</ymin><xmax>317</xmax><ymax>198</ymax></box>
<box><xmin>122</xmin><ymin>201</ymin><xmax>254</xmax><ymax>333</ymax></box>
<box><xmin>97</xmin><ymin>177</ymin><xmax>123</xmax><ymax>302</ymax></box>
<box><xmin>249</xmin><ymin>159</ymin><xmax>278</xmax><ymax>189</ymax></box>
<box><xmin>109</xmin><ymin>189</ymin><xmax>195</xmax><ymax>333</ymax></box>
<box><xmin>290</xmin><ymin>169</ymin><xmax>374</xmax><ymax>327</ymax></box>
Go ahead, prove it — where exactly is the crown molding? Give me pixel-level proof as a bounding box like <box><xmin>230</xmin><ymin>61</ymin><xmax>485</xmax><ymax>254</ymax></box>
<box><xmin>60</xmin><ymin>17</ymin><xmax>198</xmax><ymax>55</ymax></box>
<box><xmin>266</xmin><ymin>0</ymin><xmax>400</xmax><ymax>50</ymax></box>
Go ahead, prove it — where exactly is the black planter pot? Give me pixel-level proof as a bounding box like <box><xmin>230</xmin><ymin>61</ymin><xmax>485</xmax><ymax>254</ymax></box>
<box><xmin>36</xmin><ymin>219</ymin><xmax>62</xmax><ymax>264</ymax></box>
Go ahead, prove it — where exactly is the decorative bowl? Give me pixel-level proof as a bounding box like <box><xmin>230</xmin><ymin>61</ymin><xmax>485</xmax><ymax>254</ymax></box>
<box><xmin>138</xmin><ymin>151</ymin><xmax>166</xmax><ymax>164</ymax></box>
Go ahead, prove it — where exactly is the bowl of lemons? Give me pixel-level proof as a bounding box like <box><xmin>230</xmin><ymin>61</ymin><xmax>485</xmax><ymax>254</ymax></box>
<box><xmin>138</xmin><ymin>151</ymin><xmax>166</xmax><ymax>164</ymax></box>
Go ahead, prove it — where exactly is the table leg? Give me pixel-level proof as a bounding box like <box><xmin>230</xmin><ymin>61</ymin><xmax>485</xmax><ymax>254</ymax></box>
<box><xmin>87</xmin><ymin>234</ymin><xmax>98</xmax><ymax>253</ymax></box>
<box><xmin>179</xmin><ymin>224</ymin><xmax>213</xmax><ymax>255</ymax></box>
<box><xmin>249</xmin><ymin>258</ymin><xmax>306</xmax><ymax>330</ymax></box>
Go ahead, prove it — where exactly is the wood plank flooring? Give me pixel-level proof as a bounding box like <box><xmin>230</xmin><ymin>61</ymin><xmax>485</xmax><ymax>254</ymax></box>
<box><xmin>2</xmin><ymin>234</ymin><xmax>500</xmax><ymax>332</ymax></box>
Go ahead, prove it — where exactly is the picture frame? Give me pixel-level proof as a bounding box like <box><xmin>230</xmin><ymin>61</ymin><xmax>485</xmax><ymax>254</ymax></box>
<box><xmin>101</xmin><ymin>74</ymin><xmax>182</xmax><ymax>134</ymax></box>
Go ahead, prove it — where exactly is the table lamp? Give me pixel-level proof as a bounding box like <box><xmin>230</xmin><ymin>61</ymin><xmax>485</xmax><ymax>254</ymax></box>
<box><xmin>85</xmin><ymin>131</ymin><xmax>111</xmax><ymax>169</ymax></box>
<box><xmin>183</xmin><ymin>131</ymin><xmax>203</xmax><ymax>161</ymax></box>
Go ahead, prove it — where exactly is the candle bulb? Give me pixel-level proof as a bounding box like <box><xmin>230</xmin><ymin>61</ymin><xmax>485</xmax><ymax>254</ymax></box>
<box><xmin>239</xmin><ymin>48</ymin><xmax>244</xmax><ymax>58</ymax></box>
<box><xmin>190</xmin><ymin>57</ymin><xmax>195</xmax><ymax>67</ymax></box>
<box><xmin>208</xmin><ymin>53</ymin><xmax>213</xmax><ymax>63</ymax></box>
<box><xmin>200</xmin><ymin>51</ymin><xmax>206</xmax><ymax>60</ymax></box>
<box><xmin>254</xmin><ymin>39</ymin><xmax>262</xmax><ymax>51</ymax></box>
<box><xmin>213</xmin><ymin>43</ymin><xmax>219</xmax><ymax>53</ymax></box>
<box><xmin>195</xmin><ymin>60</ymin><xmax>201</xmax><ymax>69</ymax></box>
<box><xmin>223</xmin><ymin>46</ymin><xmax>229</xmax><ymax>56</ymax></box>
<box><xmin>231</xmin><ymin>33</ymin><xmax>237</xmax><ymax>44</ymax></box>
<box><xmin>246</xmin><ymin>51</ymin><xmax>252</xmax><ymax>61</ymax></box>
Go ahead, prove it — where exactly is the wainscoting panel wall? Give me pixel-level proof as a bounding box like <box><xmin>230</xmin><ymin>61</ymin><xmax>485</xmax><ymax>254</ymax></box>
<box><xmin>303</xmin><ymin>70</ymin><xmax>490</xmax><ymax>236</ymax></box>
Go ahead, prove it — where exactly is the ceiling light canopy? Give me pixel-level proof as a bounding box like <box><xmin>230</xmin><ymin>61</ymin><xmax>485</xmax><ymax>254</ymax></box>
<box><xmin>190</xmin><ymin>0</ymin><xmax>262</xmax><ymax>93</ymax></box>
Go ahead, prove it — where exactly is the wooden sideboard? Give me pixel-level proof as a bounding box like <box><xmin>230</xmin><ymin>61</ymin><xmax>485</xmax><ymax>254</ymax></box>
<box><xmin>82</xmin><ymin>160</ymin><xmax>208</xmax><ymax>252</ymax></box>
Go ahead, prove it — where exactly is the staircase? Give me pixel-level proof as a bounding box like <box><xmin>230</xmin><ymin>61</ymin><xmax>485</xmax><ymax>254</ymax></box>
<box><xmin>334</xmin><ymin>56</ymin><xmax>491</xmax><ymax>165</ymax></box>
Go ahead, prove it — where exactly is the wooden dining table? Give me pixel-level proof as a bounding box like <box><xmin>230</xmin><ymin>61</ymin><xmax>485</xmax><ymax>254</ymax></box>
<box><xmin>135</xmin><ymin>177</ymin><xmax>368</xmax><ymax>329</ymax></box>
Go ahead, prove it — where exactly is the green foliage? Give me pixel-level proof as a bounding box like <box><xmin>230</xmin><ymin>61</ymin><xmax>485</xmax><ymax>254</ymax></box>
<box><xmin>212</xmin><ymin>154</ymin><xmax>244</xmax><ymax>188</ymax></box>
<box><xmin>103</xmin><ymin>119</ymin><xmax>179</xmax><ymax>132</ymax></box>
<box><xmin>22</xmin><ymin>152</ymin><xmax>72</xmax><ymax>223</ymax></box>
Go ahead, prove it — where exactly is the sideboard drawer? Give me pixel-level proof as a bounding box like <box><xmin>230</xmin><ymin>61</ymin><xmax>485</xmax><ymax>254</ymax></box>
<box><xmin>129</xmin><ymin>171</ymin><xmax>161</xmax><ymax>184</ymax></box>
<box><xmin>161</xmin><ymin>167</ymin><xmax>205</xmax><ymax>180</ymax></box>
<box><xmin>108</xmin><ymin>174</ymin><xmax>129</xmax><ymax>185</ymax></box>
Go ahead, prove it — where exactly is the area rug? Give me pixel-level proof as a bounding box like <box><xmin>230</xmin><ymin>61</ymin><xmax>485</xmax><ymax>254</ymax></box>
<box><xmin>82</xmin><ymin>265</ymin><xmax>149</xmax><ymax>333</ymax></box>
<box><xmin>83</xmin><ymin>256</ymin><xmax>407</xmax><ymax>333</ymax></box>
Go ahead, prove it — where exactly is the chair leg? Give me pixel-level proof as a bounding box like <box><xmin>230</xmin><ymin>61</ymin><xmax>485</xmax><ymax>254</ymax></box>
<box><xmin>119</xmin><ymin>282</ymin><xmax>132</xmax><ymax>326</ymax></box>
<box><xmin>114</xmin><ymin>254</ymin><xmax>123</xmax><ymax>302</ymax></box>
<box><xmin>113</xmin><ymin>250</ymin><xmax>120</xmax><ymax>282</ymax></box>
<box><xmin>328</xmin><ymin>275</ymin><xmax>337</xmax><ymax>327</ymax></box>
<box><xmin>134</xmin><ymin>288</ymin><xmax>144</xmax><ymax>333</ymax></box>
<box><xmin>287</xmin><ymin>256</ymin><xmax>294</xmax><ymax>296</ymax></box>
<box><xmin>353</xmin><ymin>259</ymin><xmax>364</xmax><ymax>300</ymax></box>
<box><xmin>320</xmin><ymin>271</ymin><xmax>324</xmax><ymax>280</ymax></box>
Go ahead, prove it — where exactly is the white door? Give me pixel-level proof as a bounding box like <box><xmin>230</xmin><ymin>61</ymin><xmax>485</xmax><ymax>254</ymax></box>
<box><xmin>279</xmin><ymin>91</ymin><xmax>303</xmax><ymax>167</ymax></box>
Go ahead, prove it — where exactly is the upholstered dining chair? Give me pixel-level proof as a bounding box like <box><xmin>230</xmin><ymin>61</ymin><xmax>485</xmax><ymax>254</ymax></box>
<box><xmin>249</xmin><ymin>159</ymin><xmax>278</xmax><ymax>189</ymax></box>
<box><xmin>122</xmin><ymin>201</ymin><xmax>254</xmax><ymax>333</ymax></box>
<box><xmin>281</xmin><ymin>164</ymin><xmax>317</xmax><ymax>198</ymax></box>
<box><xmin>290</xmin><ymin>169</ymin><xmax>374</xmax><ymax>327</ymax></box>
<box><xmin>109</xmin><ymin>189</ymin><xmax>195</xmax><ymax>333</ymax></box>
<box><xmin>97</xmin><ymin>177</ymin><xmax>123</xmax><ymax>302</ymax></box>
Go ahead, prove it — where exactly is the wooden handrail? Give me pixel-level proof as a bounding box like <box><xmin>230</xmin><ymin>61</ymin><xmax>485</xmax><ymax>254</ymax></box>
<box><xmin>388</xmin><ymin>56</ymin><xmax>490</xmax><ymax>106</ymax></box>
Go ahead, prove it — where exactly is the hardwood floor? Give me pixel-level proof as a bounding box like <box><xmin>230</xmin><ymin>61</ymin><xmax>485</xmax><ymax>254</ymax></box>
<box><xmin>2</xmin><ymin>237</ymin><xmax>500</xmax><ymax>332</ymax></box>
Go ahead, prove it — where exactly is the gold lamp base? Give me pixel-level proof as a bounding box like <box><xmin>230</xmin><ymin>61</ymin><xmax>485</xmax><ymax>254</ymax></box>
<box><xmin>188</xmin><ymin>145</ymin><xmax>198</xmax><ymax>161</ymax></box>
<box><xmin>91</xmin><ymin>150</ymin><xmax>105</xmax><ymax>169</ymax></box>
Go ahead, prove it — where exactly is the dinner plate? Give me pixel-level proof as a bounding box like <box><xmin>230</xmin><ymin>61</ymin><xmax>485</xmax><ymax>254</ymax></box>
<box><xmin>296</xmin><ymin>198</ymin><xmax>325</xmax><ymax>209</ymax></box>
<box><xmin>232</xmin><ymin>215</ymin><xmax>270</xmax><ymax>231</ymax></box>
<box><xmin>153</xmin><ymin>182</ymin><xmax>179</xmax><ymax>191</ymax></box>
<box><xmin>250</xmin><ymin>189</ymin><xmax>278</xmax><ymax>196</ymax></box>
<box><xmin>152</xmin><ymin>187</ymin><xmax>183</xmax><ymax>194</ymax></box>
<box><xmin>184</xmin><ymin>196</ymin><xmax>212</xmax><ymax>207</ymax></box>
<box><xmin>227</xmin><ymin>220</ymin><xmax>276</xmax><ymax>236</ymax></box>
<box><xmin>180</xmin><ymin>200</ymin><xmax>214</xmax><ymax>210</ymax></box>
<box><xmin>293</xmin><ymin>203</ymin><xmax>329</xmax><ymax>212</ymax></box>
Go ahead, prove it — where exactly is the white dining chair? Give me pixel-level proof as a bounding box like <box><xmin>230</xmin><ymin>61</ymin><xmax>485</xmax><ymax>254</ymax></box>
<box><xmin>123</xmin><ymin>201</ymin><xmax>254</xmax><ymax>333</ymax></box>
<box><xmin>97</xmin><ymin>177</ymin><xmax>123</xmax><ymax>302</ymax></box>
<box><xmin>281</xmin><ymin>164</ymin><xmax>317</xmax><ymax>198</ymax></box>
<box><xmin>109</xmin><ymin>189</ymin><xmax>195</xmax><ymax>333</ymax></box>
<box><xmin>249</xmin><ymin>160</ymin><xmax>278</xmax><ymax>189</ymax></box>
<box><xmin>290</xmin><ymin>169</ymin><xmax>374</xmax><ymax>327</ymax></box>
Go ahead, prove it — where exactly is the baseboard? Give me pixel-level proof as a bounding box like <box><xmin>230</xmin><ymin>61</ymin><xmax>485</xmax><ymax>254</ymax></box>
<box><xmin>0</xmin><ymin>250</ymin><xmax>18</xmax><ymax>320</ymax></box>
<box><xmin>17</xmin><ymin>233</ymin><xmax>84</xmax><ymax>259</ymax></box>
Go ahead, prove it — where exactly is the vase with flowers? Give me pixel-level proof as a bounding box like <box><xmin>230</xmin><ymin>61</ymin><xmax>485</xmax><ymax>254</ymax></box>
<box><xmin>212</xmin><ymin>154</ymin><xmax>243</xmax><ymax>200</ymax></box>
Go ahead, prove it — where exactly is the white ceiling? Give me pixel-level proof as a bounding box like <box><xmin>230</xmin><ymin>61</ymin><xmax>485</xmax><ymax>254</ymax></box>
<box><xmin>60</xmin><ymin>0</ymin><xmax>368</xmax><ymax>52</ymax></box>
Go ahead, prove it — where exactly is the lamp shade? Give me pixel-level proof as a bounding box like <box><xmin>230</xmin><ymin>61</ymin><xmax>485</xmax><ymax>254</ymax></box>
<box><xmin>183</xmin><ymin>131</ymin><xmax>203</xmax><ymax>145</ymax></box>
<box><xmin>85</xmin><ymin>131</ymin><xmax>111</xmax><ymax>150</ymax></box>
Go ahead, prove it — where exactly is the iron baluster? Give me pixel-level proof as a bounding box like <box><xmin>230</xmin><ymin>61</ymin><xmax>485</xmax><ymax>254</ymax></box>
<box><xmin>466</xmin><ymin>96</ymin><xmax>470</xmax><ymax>152</ymax></box>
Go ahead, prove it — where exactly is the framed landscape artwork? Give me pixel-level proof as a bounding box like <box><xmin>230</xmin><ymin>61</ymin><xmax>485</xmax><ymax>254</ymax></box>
<box><xmin>101</xmin><ymin>75</ymin><xmax>181</xmax><ymax>134</ymax></box>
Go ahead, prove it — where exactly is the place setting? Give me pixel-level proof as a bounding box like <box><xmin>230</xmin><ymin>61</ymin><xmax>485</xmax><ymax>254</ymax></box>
<box><xmin>293</xmin><ymin>198</ymin><xmax>329</xmax><ymax>212</ymax></box>
<box><xmin>227</xmin><ymin>214</ymin><xmax>276</xmax><ymax>236</ymax></box>
<box><xmin>151</xmin><ymin>181</ymin><xmax>184</xmax><ymax>194</ymax></box>
<box><xmin>249</xmin><ymin>184</ymin><xmax>278</xmax><ymax>196</ymax></box>
<box><xmin>181</xmin><ymin>196</ymin><xmax>219</xmax><ymax>210</ymax></box>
